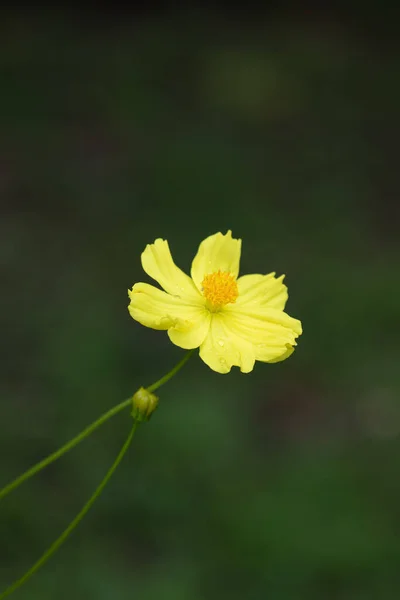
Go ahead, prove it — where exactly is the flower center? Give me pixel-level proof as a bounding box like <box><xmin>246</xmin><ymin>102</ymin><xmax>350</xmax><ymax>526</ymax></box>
<box><xmin>201</xmin><ymin>270</ymin><xmax>239</xmax><ymax>311</ymax></box>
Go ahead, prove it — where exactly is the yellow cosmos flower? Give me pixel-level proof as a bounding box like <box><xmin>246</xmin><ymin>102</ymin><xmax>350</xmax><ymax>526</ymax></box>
<box><xmin>128</xmin><ymin>231</ymin><xmax>302</xmax><ymax>374</ymax></box>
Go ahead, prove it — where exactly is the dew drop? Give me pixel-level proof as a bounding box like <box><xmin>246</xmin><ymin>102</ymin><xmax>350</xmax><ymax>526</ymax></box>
<box><xmin>218</xmin><ymin>340</ymin><xmax>225</xmax><ymax>347</ymax></box>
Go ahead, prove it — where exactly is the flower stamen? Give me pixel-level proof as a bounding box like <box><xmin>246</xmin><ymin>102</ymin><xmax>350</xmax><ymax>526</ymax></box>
<box><xmin>201</xmin><ymin>270</ymin><xmax>238</xmax><ymax>311</ymax></box>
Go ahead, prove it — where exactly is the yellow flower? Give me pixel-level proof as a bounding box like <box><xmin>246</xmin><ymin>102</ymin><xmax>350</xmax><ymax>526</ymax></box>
<box><xmin>128</xmin><ymin>231</ymin><xmax>302</xmax><ymax>374</ymax></box>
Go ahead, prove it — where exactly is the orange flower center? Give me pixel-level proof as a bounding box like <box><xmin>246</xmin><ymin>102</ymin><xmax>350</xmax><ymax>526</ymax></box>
<box><xmin>201</xmin><ymin>270</ymin><xmax>239</xmax><ymax>311</ymax></box>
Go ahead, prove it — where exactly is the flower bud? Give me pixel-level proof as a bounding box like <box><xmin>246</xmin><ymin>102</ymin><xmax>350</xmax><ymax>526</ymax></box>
<box><xmin>131</xmin><ymin>387</ymin><xmax>159</xmax><ymax>422</ymax></box>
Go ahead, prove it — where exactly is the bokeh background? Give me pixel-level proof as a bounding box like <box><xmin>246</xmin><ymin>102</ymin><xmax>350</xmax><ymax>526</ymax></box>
<box><xmin>1</xmin><ymin>6</ymin><xmax>400</xmax><ymax>599</ymax></box>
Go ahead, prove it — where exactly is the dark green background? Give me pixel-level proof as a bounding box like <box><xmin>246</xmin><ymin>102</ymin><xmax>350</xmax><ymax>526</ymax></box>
<box><xmin>1</xmin><ymin>9</ymin><xmax>399</xmax><ymax>599</ymax></box>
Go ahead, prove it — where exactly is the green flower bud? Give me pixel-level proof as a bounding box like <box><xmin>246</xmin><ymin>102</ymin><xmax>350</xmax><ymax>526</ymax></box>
<box><xmin>131</xmin><ymin>387</ymin><xmax>159</xmax><ymax>423</ymax></box>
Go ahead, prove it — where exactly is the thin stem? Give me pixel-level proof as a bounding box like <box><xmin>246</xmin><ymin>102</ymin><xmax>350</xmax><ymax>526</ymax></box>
<box><xmin>0</xmin><ymin>423</ymin><xmax>138</xmax><ymax>600</ymax></box>
<box><xmin>0</xmin><ymin>350</ymin><xmax>194</xmax><ymax>501</ymax></box>
<box><xmin>147</xmin><ymin>349</ymin><xmax>194</xmax><ymax>393</ymax></box>
<box><xmin>0</xmin><ymin>398</ymin><xmax>132</xmax><ymax>502</ymax></box>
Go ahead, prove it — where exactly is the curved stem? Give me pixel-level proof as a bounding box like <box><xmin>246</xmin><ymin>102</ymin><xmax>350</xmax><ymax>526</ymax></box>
<box><xmin>0</xmin><ymin>350</ymin><xmax>194</xmax><ymax>502</ymax></box>
<box><xmin>0</xmin><ymin>398</ymin><xmax>131</xmax><ymax>502</ymax></box>
<box><xmin>0</xmin><ymin>423</ymin><xmax>138</xmax><ymax>600</ymax></box>
<box><xmin>147</xmin><ymin>349</ymin><xmax>194</xmax><ymax>393</ymax></box>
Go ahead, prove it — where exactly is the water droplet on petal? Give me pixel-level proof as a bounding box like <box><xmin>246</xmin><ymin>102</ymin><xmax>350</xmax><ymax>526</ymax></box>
<box><xmin>218</xmin><ymin>340</ymin><xmax>224</xmax><ymax>347</ymax></box>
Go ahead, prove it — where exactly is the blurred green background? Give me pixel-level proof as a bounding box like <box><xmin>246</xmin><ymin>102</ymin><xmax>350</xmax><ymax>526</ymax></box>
<box><xmin>1</xmin><ymin>7</ymin><xmax>400</xmax><ymax>600</ymax></box>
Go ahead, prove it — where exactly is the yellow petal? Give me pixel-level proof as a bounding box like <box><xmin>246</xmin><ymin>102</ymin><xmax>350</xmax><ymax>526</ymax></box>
<box><xmin>168</xmin><ymin>310</ymin><xmax>211</xmax><ymax>349</ymax></box>
<box><xmin>191</xmin><ymin>231</ymin><xmax>241</xmax><ymax>291</ymax></box>
<box><xmin>267</xmin><ymin>345</ymin><xmax>295</xmax><ymax>363</ymax></box>
<box><xmin>236</xmin><ymin>273</ymin><xmax>288</xmax><ymax>310</ymax></box>
<box><xmin>141</xmin><ymin>239</ymin><xmax>200</xmax><ymax>300</ymax></box>
<box><xmin>199</xmin><ymin>313</ymin><xmax>255</xmax><ymax>374</ymax></box>
<box><xmin>128</xmin><ymin>283</ymin><xmax>209</xmax><ymax>348</ymax></box>
<box><xmin>224</xmin><ymin>304</ymin><xmax>302</xmax><ymax>363</ymax></box>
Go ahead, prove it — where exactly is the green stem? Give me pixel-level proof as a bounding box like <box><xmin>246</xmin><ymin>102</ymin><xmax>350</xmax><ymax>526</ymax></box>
<box><xmin>147</xmin><ymin>349</ymin><xmax>194</xmax><ymax>393</ymax></box>
<box><xmin>0</xmin><ymin>350</ymin><xmax>194</xmax><ymax>503</ymax></box>
<box><xmin>0</xmin><ymin>423</ymin><xmax>138</xmax><ymax>600</ymax></box>
<box><xmin>0</xmin><ymin>398</ymin><xmax>131</xmax><ymax>502</ymax></box>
